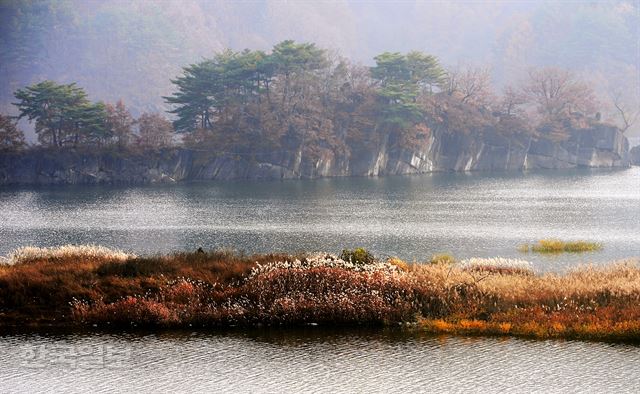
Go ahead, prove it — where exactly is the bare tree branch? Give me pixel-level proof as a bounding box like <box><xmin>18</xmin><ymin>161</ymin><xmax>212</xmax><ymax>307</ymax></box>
<box><xmin>611</xmin><ymin>89</ymin><xmax>639</xmax><ymax>132</ymax></box>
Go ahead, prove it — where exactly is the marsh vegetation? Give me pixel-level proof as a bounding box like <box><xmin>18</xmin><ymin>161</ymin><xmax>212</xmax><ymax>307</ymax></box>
<box><xmin>518</xmin><ymin>239</ymin><xmax>603</xmax><ymax>254</ymax></box>
<box><xmin>1</xmin><ymin>245</ymin><xmax>638</xmax><ymax>342</ymax></box>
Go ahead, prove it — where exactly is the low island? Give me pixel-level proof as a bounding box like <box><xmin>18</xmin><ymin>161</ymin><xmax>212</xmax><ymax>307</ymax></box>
<box><xmin>1</xmin><ymin>245</ymin><xmax>638</xmax><ymax>343</ymax></box>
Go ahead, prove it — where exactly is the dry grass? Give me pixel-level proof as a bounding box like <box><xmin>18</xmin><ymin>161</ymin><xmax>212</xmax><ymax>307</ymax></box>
<box><xmin>459</xmin><ymin>257</ymin><xmax>534</xmax><ymax>276</ymax></box>
<box><xmin>519</xmin><ymin>239</ymin><xmax>603</xmax><ymax>253</ymax></box>
<box><xmin>409</xmin><ymin>260</ymin><xmax>640</xmax><ymax>341</ymax></box>
<box><xmin>1</xmin><ymin>245</ymin><xmax>135</xmax><ymax>265</ymax></box>
<box><xmin>0</xmin><ymin>246</ymin><xmax>639</xmax><ymax>342</ymax></box>
<box><xmin>388</xmin><ymin>257</ymin><xmax>410</xmax><ymax>272</ymax></box>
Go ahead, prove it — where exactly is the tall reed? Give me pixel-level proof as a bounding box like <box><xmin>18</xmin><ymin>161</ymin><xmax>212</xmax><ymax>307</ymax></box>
<box><xmin>0</xmin><ymin>245</ymin><xmax>638</xmax><ymax>342</ymax></box>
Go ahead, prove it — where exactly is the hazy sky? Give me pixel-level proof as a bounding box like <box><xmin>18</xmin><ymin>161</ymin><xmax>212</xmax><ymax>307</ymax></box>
<box><xmin>1</xmin><ymin>0</ymin><xmax>638</xmax><ymax>136</ymax></box>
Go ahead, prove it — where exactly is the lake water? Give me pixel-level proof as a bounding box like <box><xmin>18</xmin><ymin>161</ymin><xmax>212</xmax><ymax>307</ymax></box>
<box><xmin>1</xmin><ymin>167</ymin><xmax>638</xmax><ymax>272</ymax></box>
<box><xmin>1</xmin><ymin>329</ymin><xmax>639</xmax><ymax>393</ymax></box>
<box><xmin>1</xmin><ymin>168</ymin><xmax>639</xmax><ymax>392</ymax></box>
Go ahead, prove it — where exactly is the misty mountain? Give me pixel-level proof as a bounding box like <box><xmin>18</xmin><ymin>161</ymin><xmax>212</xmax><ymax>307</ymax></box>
<box><xmin>1</xmin><ymin>0</ymin><xmax>638</xmax><ymax>137</ymax></box>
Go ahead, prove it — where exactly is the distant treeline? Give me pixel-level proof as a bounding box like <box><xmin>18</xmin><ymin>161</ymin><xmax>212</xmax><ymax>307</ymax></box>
<box><xmin>1</xmin><ymin>40</ymin><xmax>635</xmax><ymax>154</ymax></box>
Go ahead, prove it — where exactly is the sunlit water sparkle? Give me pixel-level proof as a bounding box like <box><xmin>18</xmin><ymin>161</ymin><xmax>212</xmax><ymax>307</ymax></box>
<box><xmin>1</xmin><ymin>167</ymin><xmax>638</xmax><ymax>272</ymax></box>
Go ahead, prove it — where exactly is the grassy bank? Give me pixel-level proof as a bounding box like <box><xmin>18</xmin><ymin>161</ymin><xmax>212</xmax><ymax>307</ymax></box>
<box><xmin>0</xmin><ymin>246</ymin><xmax>638</xmax><ymax>342</ymax></box>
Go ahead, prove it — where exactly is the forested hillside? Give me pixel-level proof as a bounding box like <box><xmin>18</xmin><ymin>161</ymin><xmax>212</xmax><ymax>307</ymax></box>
<box><xmin>1</xmin><ymin>0</ymin><xmax>638</xmax><ymax>137</ymax></box>
<box><xmin>1</xmin><ymin>39</ymin><xmax>632</xmax><ymax>185</ymax></box>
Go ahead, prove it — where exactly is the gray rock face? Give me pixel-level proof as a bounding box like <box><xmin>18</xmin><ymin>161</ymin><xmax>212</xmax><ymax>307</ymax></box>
<box><xmin>0</xmin><ymin>149</ymin><xmax>189</xmax><ymax>185</ymax></box>
<box><xmin>424</xmin><ymin>127</ymin><xmax>532</xmax><ymax>172</ymax></box>
<box><xmin>0</xmin><ymin>124</ymin><xmax>630</xmax><ymax>185</ymax></box>
<box><xmin>525</xmin><ymin>125</ymin><xmax>629</xmax><ymax>169</ymax></box>
<box><xmin>630</xmin><ymin>145</ymin><xmax>640</xmax><ymax>166</ymax></box>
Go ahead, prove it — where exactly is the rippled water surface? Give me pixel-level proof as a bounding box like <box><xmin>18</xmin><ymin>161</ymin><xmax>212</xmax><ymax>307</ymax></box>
<box><xmin>1</xmin><ymin>168</ymin><xmax>639</xmax><ymax>392</ymax></box>
<box><xmin>0</xmin><ymin>330</ymin><xmax>639</xmax><ymax>393</ymax></box>
<box><xmin>1</xmin><ymin>167</ymin><xmax>639</xmax><ymax>271</ymax></box>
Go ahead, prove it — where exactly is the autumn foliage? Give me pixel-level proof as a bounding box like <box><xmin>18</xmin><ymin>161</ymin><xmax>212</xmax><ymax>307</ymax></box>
<box><xmin>0</xmin><ymin>245</ymin><xmax>638</xmax><ymax>342</ymax></box>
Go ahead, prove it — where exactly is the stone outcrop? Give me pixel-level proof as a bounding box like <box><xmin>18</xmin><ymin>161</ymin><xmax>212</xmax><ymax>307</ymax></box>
<box><xmin>630</xmin><ymin>145</ymin><xmax>640</xmax><ymax>166</ymax></box>
<box><xmin>525</xmin><ymin>125</ymin><xmax>629</xmax><ymax>169</ymax></box>
<box><xmin>0</xmin><ymin>124</ymin><xmax>630</xmax><ymax>185</ymax></box>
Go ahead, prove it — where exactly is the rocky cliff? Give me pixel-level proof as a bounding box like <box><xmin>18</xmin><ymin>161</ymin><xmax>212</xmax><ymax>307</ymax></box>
<box><xmin>0</xmin><ymin>125</ymin><xmax>630</xmax><ymax>185</ymax></box>
<box><xmin>525</xmin><ymin>125</ymin><xmax>630</xmax><ymax>169</ymax></box>
<box><xmin>630</xmin><ymin>145</ymin><xmax>640</xmax><ymax>166</ymax></box>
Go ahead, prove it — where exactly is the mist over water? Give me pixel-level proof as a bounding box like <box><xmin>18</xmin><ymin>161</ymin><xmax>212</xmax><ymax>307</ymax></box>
<box><xmin>1</xmin><ymin>168</ymin><xmax>638</xmax><ymax>272</ymax></box>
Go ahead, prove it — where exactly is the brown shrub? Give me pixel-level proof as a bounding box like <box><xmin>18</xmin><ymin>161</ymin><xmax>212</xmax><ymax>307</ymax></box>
<box><xmin>1</xmin><ymin>246</ymin><xmax>639</xmax><ymax>341</ymax></box>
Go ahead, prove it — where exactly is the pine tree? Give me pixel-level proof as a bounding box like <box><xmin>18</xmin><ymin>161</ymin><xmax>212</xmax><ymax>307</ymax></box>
<box><xmin>371</xmin><ymin>51</ymin><xmax>445</xmax><ymax>128</ymax></box>
<box><xmin>13</xmin><ymin>80</ymin><xmax>110</xmax><ymax>147</ymax></box>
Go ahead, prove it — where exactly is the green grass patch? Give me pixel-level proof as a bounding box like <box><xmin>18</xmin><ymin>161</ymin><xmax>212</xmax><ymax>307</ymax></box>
<box><xmin>339</xmin><ymin>248</ymin><xmax>375</xmax><ymax>265</ymax></box>
<box><xmin>429</xmin><ymin>253</ymin><xmax>456</xmax><ymax>265</ymax></box>
<box><xmin>519</xmin><ymin>239</ymin><xmax>602</xmax><ymax>254</ymax></box>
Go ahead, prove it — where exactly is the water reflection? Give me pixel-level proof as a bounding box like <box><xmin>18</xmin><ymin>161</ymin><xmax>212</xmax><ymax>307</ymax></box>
<box><xmin>0</xmin><ymin>328</ymin><xmax>638</xmax><ymax>393</ymax></box>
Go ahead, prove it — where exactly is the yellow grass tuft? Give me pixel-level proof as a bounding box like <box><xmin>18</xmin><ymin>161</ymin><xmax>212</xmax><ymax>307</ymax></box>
<box><xmin>519</xmin><ymin>239</ymin><xmax>602</xmax><ymax>254</ymax></box>
<box><xmin>429</xmin><ymin>253</ymin><xmax>456</xmax><ymax>265</ymax></box>
<box><xmin>388</xmin><ymin>257</ymin><xmax>410</xmax><ymax>272</ymax></box>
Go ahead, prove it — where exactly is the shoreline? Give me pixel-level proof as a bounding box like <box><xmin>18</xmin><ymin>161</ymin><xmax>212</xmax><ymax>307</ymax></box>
<box><xmin>0</xmin><ymin>163</ymin><xmax>635</xmax><ymax>190</ymax></box>
<box><xmin>0</xmin><ymin>123</ymin><xmax>631</xmax><ymax>186</ymax></box>
<box><xmin>1</xmin><ymin>246</ymin><xmax>638</xmax><ymax>343</ymax></box>
<box><xmin>1</xmin><ymin>325</ymin><xmax>638</xmax><ymax>347</ymax></box>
